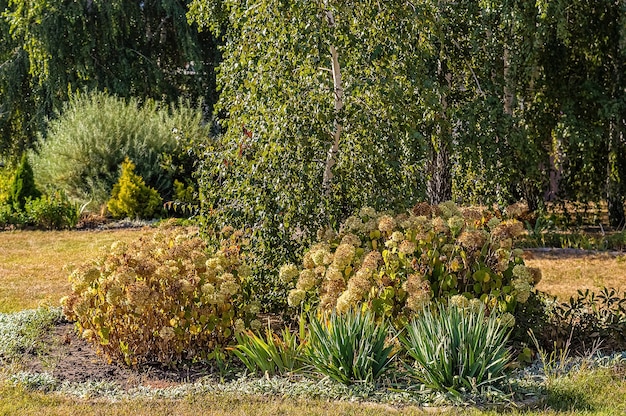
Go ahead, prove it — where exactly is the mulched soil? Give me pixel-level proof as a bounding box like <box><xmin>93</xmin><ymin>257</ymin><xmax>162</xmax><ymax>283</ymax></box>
<box><xmin>20</xmin><ymin>322</ymin><xmax>217</xmax><ymax>389</ymax></box>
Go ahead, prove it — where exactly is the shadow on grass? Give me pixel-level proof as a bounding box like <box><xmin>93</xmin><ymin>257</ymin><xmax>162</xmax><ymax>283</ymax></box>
<box><xmin>545</xmin><ymin>382</ymin><xmax>595</xmax><ymax>412</ymax></box>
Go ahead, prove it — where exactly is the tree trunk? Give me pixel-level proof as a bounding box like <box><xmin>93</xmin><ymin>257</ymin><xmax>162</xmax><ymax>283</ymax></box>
<box><xmin>321</xmin><ymin>5</ymin><xmax>344</xmax><ymax>198</ymax></box>
<box><xmin>427</xmin><ymin>54</ymin><xmax>452</xmax><ymax>205</ymax></box>
<box><xmin>607</xmin><ymin>119</ymin><xmax>625</xmax><ymax>228</ymax></box>
<box><xmin>606</xmin><ymin>47</ymin><xmax>625</xmax><ymax>229</ymax></box>
<box><xmin>426</xmin><ymin>141</ymin><xmax>452</xmax><ymax>205</ymax></box>
<box><xmin>503</xmin><ymin>46</ymin><xmax>514</xmax><ymax>116</ymax></box>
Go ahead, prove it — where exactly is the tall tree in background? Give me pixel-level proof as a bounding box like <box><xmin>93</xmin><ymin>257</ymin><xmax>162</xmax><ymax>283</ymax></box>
<box><xmin>0</xmin><ymin>0</ymin><xmax>219</xmax><ymax>157</ymax></box>
<box><xmin>538</xmin><ymin>0</ymin><xmax>626</xmax><ymax>226</ymax></box>
<box><xmin>190</xmin><ymin>0</ymin><xmax>431</xmax><ymax>265</ymax></box>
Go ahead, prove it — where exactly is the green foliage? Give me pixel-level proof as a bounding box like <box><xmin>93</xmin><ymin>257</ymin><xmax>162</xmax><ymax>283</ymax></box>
<box><xmin>285</xmin><ymin>202</ymin><xmax>538</xmax><ymax>325</ymax></box>
<box><xmin>399</xmin><ymin>302</ymin><xmax>512</xmax><ymax>397</ymax></box>
<box><xmin>548</xmin><ymin>288</ymin><xmax>626</xmax><ymax>352</ymax></box>
<box><xmin>62</xmin><ymin>227</ymin><xmax>260</xmax><ymax>366</ymax></box>
<box><xmin>192</xmin><ymin>0</ymin><xmax>432</xmax><ymax>278</ymax></box>
<box><xmin>107</xmin><ymin>158</ymin><xmax>163</xmax><ymax>220</ymax></box>
<box><xmin>30</xmin><ymin>91</ymin><xmax>208</xmax><ymax>209</ymax></box>
<box><xmin>233</xmin><ymin>319</ymin><xmax>306</xmax><ymax>376</ymax></box>
<box><xmin>304</xmin><ymin>309</ymin><xmax>395</xmax><ymax>385</ymax></box>
<box><xmin>0</xmin><ymin>164</ymin><xmax>14</xmax><ymax>205</ymax></box>
<box><xmin>23</xmin><ymin>192</ymin><xmax>79</xmax><ymax>230</ymax></box>
<box><xmin>0</xmin><ymin>0</ymin><xmax>219</xmax><ymax>157</ymax></box>
<box><xmin>7</xmin><ymin>153</ymin><xmax>40</xmax><ymax>211</ymax></box>
<box><xmin>0</xmin><ymin>203</ymin><xmax>20</xmax><ymax>229</ymax></box>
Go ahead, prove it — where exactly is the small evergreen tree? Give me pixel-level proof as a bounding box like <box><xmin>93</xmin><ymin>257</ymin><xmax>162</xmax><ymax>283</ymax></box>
<box><xmin>107</xmin><ymin>158</ymin><xmax>163</xmax><ymax>219</ymax></box>
<box><xmin>8</xmin><ymin>153</ymin><xmax>41</xmax><ymax>211</ymax></box>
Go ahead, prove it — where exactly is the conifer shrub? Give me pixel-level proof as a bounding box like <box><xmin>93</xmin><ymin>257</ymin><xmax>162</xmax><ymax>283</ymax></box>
<box><xmin>283</xmin><ymin>201</ymin><xmax>539</xmax><ymax>327</ymax></box>
<box><xmin>7</xmin><ymin>153</ymin><xmax>40</xmax><ymax>211</ymax></box>
<box><xmin>107</xmin><ymin>158</ymin><xmax>163</xmax><ymax>219</ymax></box>
<box><xmin>62</xmin><ymin>227</ymin><xmax>261</xmax><ymax>366</ymax></box>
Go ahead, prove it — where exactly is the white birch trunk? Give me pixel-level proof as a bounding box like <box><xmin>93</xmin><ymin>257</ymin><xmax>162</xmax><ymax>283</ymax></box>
<box><xmin>321</xmin><ymin>6</ymin><xmax>344</xmax><ymax>197</ymax></box>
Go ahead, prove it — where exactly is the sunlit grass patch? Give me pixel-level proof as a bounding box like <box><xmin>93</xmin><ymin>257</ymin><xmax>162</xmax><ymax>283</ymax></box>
<box><xmin>0</xmin><ymin>228</ymin><xmax>156</xmax><ymax>312</ymax></box>
<box><xmin>525</xmin><ymin>251</ymin><xmax>626</xmax><ymax>300</ymax></box>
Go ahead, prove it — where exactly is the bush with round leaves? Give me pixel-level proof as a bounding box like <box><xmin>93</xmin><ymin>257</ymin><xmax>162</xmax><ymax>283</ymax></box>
<box><xmin>283</xmin><ymin>201</ymin><xmax>540</xmax><ymax>327</ymax></box>
<box><xmin>62</xmin><ymin>226</ymin><xmax>260</xmax><ymax>366</ymax></box>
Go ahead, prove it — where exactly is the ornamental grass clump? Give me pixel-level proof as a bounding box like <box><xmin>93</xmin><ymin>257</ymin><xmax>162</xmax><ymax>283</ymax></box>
<box><xmin>232</xmin><ymin>318</ymin><xmax>307</xmax><ymax>376</ymax></box>
<box><xmin>304</xmin><ymin>309</ymin><xmax>395</xmax><ymax>385</ymax></box>
<box><xmin>399</xmin><ymin>302</ymin><xmax>512</xmax><ymax>397</ymax></box>
<box><xmin>284</xmin><ymin>201</ymin><xmax>540</xmax><ymax>326</ymax></box>
<box><xmin>62</xmin><ymin>227</ymin><xmax>260</xmax><ymax>366</ymax></box>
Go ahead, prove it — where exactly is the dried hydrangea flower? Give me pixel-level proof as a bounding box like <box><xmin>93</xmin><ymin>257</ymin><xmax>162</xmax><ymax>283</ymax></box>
<box><xmin>279</xmin><ymin>263</ymin><xmax>299</xmax><ymax>284</ymax></box>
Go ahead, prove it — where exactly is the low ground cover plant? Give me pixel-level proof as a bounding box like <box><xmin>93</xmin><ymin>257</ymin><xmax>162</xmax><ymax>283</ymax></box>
<box><xmin>0</xmin><ymin>307</ymin><xmax>64</xmax><ymax>364</ymax></box>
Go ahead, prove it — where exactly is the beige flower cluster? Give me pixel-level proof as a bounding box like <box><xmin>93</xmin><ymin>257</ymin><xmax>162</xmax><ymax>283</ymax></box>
<box><xmin>283</xmin><ymin>201</ymin><xmax>541</xmax><ymax>326</ymax></box>
<box><xmin>62</xmin><ymin>227</ymin><xmax>258</xmax><ymax>366</ymax></box>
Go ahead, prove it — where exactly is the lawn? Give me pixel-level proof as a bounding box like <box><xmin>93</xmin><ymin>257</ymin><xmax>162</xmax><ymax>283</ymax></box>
<box><xmin>1</xmin><ymin>228</ymin><xmax>626</xmax><ymax>415</ymax></box>
<box><xmin>525</xmin><ymin>250</ymin><xmax>626</xmax><ymax>300</ymax></box>
<box><xmin>0</xmin><ymin>228</ymin><xmax>156</xmax><ymax>313</ymax></box>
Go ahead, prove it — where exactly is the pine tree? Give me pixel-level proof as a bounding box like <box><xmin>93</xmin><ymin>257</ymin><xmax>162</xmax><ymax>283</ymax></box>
<box><xmin>8</xmin><ymin>153</ymin><xmax>41</xmax><ymax>211</ymax></box>
<box><xmin>107</xmin><ymin>158</ymin><xmax>163</xmax><ymax>219</ymax></box>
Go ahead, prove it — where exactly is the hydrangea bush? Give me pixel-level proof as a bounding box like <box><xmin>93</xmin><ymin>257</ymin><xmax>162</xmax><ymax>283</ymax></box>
<box><xmin>283</xmin><ymin>202</ymin><xmax>541</xmax><ymax>327</ymax></box>
<box><xmin>62</xmin><ymin>226</ymin><xmax>261</xmax><ymax>365</ymax></box>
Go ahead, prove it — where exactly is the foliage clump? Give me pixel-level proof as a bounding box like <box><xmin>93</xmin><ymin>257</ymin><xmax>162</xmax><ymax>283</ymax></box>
<box><xmin>284</xmin><ymin>201</ymin><xmax>539</xmax><ymax>326</ymax></box>
<box><xmin>31</xmin><ymin>91</ymin><xmax>207</xmax><ymax>209</ymax></box>
<box><xmin>304</xmin><ymin>309</ymin><xmax>395</xmax><ymax>385</ymax></box>
<box><xmin>23</xmin><ymin>192</ymin><xmax>79</xmax><ymax>230</ymax></box>
<box><xmin>62</xmin><ymin>227</ymin><xmax>260</xmax><ymax>365</ymax></box>
<box><xmin>7</xmin><ymin>153</ymin><xmax>40</xmax><ymax>211</ymax></box>
<box><xmin>107</xmin><ymin>158</ymin><xmax>163</xmax><ymax>219</ymax></box>
<box><xmin>400</xmin><ymin>302</ymin><xmax>512</xmax><ymax>396</ymax></box>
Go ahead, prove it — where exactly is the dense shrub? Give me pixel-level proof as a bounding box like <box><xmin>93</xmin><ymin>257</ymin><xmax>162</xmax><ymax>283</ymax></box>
<box><xmin>31</xmin><ymin>91</ymin><xmax>208</xmax><ymax>209</ymax></box>
<box><xmin>7</xmin><ymin>153</ymin><xmax>40</xmax><ymax>211</ymax></box>
<box><xmin>62</xmin><ymin>226</ymin><xmax>261</xmax><ymax>365</ymax></box>
<box><xmin>283</xmin><ymin>202</ymin><xmax>539</xmax><ymax>325</ymax></box>
<box><xmin>400</xmin><ymin>302</ymin><xmax>512</xmax><ymax>396</ymax></box>
<box><xmin>547</xmin><ymin>288</ymin><xmax>626</xmax><ymax>352</ymax></box>
<box><xmin>107</xmin><ymin>158</ymin><xmax>163</xmax><ymax>219</ymax></box>
<box><xmin>23</xmin><ymin>192</ymin><xmax>79</xmax><ymax>230</ymax></box>
<box><xmin>0</xmin><ymin>204</ymin><xmax>20</xmax><ymax>228</ymax></box>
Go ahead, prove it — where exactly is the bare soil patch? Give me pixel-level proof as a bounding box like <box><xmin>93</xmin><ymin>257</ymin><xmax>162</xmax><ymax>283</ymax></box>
<box><xmin>20</xmin><ymin>321</ymin><xmax>217</xmax><ymax>389</ymax></box>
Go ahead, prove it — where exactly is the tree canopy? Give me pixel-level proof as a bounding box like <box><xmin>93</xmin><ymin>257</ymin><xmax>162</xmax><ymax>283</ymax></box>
<box><xmin>0</xmin><ymin>0</ymin><xmax>219</xmax><ymax>157</ymax></box>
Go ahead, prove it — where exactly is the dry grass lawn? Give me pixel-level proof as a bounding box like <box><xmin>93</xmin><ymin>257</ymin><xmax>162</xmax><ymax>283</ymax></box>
<box><xmin>0</xmin><ymin>228</ymin><xmax>156</xmax><ymax>313</ymax></box>
<box><xmin>525</xmin><ymin>250</ymin><xmax>626</xmax><ymax>300</ymax></box>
